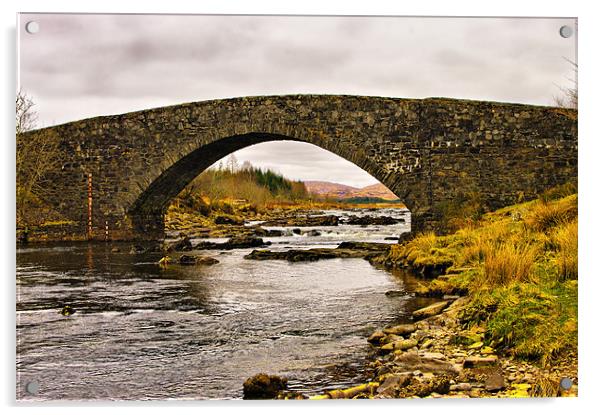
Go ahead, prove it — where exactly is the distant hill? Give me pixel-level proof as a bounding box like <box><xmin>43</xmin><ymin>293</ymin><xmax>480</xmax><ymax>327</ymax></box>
<box><xmin>304</xmin><ymin>181</ymin><xmax>399</xmax><ymax>201</ymax></box>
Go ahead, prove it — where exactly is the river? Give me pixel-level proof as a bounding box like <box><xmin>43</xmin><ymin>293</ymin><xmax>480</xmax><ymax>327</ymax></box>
<box><xmin>16</xmin><ymin>207</ymin><xmax>427</xmax><ymax>400</ymax></box>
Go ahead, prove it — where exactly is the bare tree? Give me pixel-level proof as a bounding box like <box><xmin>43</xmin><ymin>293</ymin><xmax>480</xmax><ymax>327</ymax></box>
<box><xmin>554</xmin><ymin>59</ymin><xmax>578</xmax><ymax>109</ymax></box>
<box><xmin>226</xmin><ymin>154</ymin><xmax>239</xmax><ymax>173</ymax></box>
<box><xmin>16</xmin><ymin>89</ymin><xmax>38</xmax><ymax>134</ymax></box>
<box><xmin>16</xmin><ymin>90</ymin><xmax>62</xmax><ymax>226</ymax></box>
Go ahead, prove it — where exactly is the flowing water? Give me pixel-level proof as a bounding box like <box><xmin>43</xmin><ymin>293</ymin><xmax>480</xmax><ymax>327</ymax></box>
<box><xmin>16</xmin><ymin>208</ymin><xmax>428</xmax><ymax>401</ymax></box>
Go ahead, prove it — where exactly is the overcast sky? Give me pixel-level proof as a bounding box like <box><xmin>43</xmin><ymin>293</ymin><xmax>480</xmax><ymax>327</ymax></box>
<box><xmin>18</xmin><ymin>14</ymin><xmax>576</xmax><ymax>187</ymax></box>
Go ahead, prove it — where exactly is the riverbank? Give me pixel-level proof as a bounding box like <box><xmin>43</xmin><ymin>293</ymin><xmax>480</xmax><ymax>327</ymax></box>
<box><xmin>297</xmin><ymin>191</ymin><xmax>578</xmax><ymax>399</ymax></box>
<box><xmin>301</xmin><ymin>294</ymin><xmax>577</xmax><ymax>399</ymax></box>
<box><xmin>165</xmin><ymin>199</ymin><xmax>405</xmax><ymax>239</ymax></box>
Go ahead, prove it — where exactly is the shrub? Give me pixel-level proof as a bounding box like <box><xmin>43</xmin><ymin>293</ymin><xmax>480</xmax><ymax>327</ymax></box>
<box><xmin>525</xmin><ymin>195</ymin><xmax>577</xmax><ymax>232</ymax></box>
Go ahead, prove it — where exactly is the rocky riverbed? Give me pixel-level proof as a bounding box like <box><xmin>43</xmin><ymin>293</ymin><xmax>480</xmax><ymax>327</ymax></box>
<box><xmin>245</xmin><ymin>296</ymin><xmax>578</xmax><ymax>400</ymax></box>
<box><xmin>161</xmin><ymin>207</ymin><xmax>579</xmax><ymax>400</ymax></box>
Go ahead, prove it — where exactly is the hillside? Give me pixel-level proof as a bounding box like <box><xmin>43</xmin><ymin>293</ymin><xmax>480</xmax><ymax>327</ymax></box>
<box><xmin>304</xmin><ymin>181</ymin><xmax>398</xmax><ymax>201</ymax></box>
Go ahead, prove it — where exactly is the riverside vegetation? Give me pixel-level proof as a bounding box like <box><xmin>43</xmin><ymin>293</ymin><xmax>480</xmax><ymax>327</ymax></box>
<box><xmin>276</xmin><ymin>183</ymin><xmax>577</xmax><ymax>400</ymax></box>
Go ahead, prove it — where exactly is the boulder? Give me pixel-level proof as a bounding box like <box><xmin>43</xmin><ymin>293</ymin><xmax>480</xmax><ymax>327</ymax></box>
<box><xmin>226</xmin><ymin>236</ymin><xmax>267</xmax><ymax>248</ymax></box>
<box><xmin>484</xmin><ymin>371</ymin><xmax>505</xmax><ymax>392</ymax></box>
<box><xmin>450</xmin><ymin>382</ymin><xmax>473</xmax><ymax>392</ymax></box>
<box><xmin>178</xmin><ymin>255</ymin><xmax>219</xmax><ymax>266</ymax></box>
<box><xmin>380</xmin><ymin>339</ymin><xmax>418</xmax><ymax>353</ymax></box>
<box><xmin>382</xmin><ymin>323</ymin><xmax>417</xmax><ymax>336</ymax></box>
<box><xmin>381</xmin><ymin>334</ymin><xmax>404</xmax><ymax>345</ymax></box>
<box><xmin>324</xmin><ymin>382</ymin><xmax>379</xmax><ymax>399</ymax></box>
<box><xmin>243</xmin><ymin>373</ymin><xmax>288</xmax><ymax>400</ymax></box>
<box><xmin>412</xmin><ymin>301</ymin><xmax>450</xmax><ymax>320</ymax></box>
<box><xmin>244</xmin><ymin>245</ymin><xmax>386</xmax><ymax>262</ymax></box>
<box><xmin>197</xmin><ymin>256</ymin><xmax>220</xmax><ymax>266</ymax></box>
<box><xmin>195</xmin><ymin>236</ymin><xmax>270</xmax><ymax>250</ymax></box>
<box><xmin>337</xmin><ymin>241</ymin><xmax>391</xmax><ymax>253</ymax></box>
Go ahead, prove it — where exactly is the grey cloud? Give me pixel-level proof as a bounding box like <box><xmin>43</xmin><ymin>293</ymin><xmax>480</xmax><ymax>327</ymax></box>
<box><xmin>18</xmin><ymin>14</ymin><xmax>577</xmax><ymax>187</ymax></box>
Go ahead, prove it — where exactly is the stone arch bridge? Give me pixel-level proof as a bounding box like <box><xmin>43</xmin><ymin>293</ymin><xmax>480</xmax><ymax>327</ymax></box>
<box><xmin>24</xmin><ymin>95</ymin><xmax>577</xmax><ymax>240</ymax></box>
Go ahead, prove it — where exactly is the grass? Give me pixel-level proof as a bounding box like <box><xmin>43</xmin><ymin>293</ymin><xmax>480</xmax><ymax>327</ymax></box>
<box><xmin>550</xmin><ymin>219</ymin><xmax>578</xmax><ymax>281</ymax></box>
<box><xmin>482</xmin><ymin>239</ymin><xmax>540</xmax><ymax>286</ymax></box>
<box><xmin>524</xmin><ymin>194</ymin><xmax>577</xmax><ymax>232</ymax></box>
<box><xmin>384</xmin><ymin>189</ymin><xmax>578</xmax><ymax>366</ymax></box>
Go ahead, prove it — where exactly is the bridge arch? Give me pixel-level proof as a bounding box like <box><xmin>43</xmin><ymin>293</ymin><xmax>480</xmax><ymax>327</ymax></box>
<box><xmin>129</xmin><ymin>132</ymin><xmax>403</xmax><ymax>234</ymax></box>
<box><xmin>24</xmin><ymin>95</ymin><xmax>577</xmax><ymax>240</ymax></box>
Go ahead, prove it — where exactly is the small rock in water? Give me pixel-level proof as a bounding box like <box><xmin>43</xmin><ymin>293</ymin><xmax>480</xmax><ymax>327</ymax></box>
<box><xmin>129</xmin><ymin>244</ymin><xmax>145</xmax><ymax>254</ymax></box>
<box><xmin>178</xmin><ymin>255</ymin><xmax>219</xmax><ymax>266</ymax></box>
<box><xmin>367</xmin><ymin>330</ymin><xmax>387</xmax><ymax>345</ymax></box>
<box><xmin>111</xmin><ymin>247</ymin><xmax>120</xmax><ymax>253</ymax></box>
<box><xmin>59</xmin><ymin>305</ymin><xmax>76</xmax><ymax>316</ymax></box>
<box><xmin>243</xmin><ymin>373</ymin><xmax>288</xmax><ymax>399</ymax></box>
<box><xmin>303</xmin><ymin>229</ymin><xmax>321</xmax><ymax>237</ymax></box>
<box><xmin>385</xmin><ymin>290</ymin><xmax>405</xmax><ymax>297</ymax></box>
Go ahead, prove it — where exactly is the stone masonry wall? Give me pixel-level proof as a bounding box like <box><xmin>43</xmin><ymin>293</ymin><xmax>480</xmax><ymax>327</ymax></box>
<box><xmin>22</xmin><ymin>95</ymin><xmax>577</xmax><ymax>240</ymax></box>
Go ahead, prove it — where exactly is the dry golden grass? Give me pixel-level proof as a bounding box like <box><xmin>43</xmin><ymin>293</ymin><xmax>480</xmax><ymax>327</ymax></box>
<box><xmin>524</xmin><ymin>194</ymin><xmax>577</xmax><ymax>232</ymax></box>
<box><xmin>401</xmin><ymin>232</ymin><xmax>439</xmax><ymax>263</ymax></box>
<box><xmin>388</xmin><ymin>192</ymin><xmax>578</xmax><ymax>366</ymax></box>
<box><xmin>481</xmin><ymin>239</ymin><xmax>540</xmax><ymax>286</ymax></box>
<box><xmin>551</xmin><ymin>219</ymin><xmax>578</xmax><ymax>281</ymax></box>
